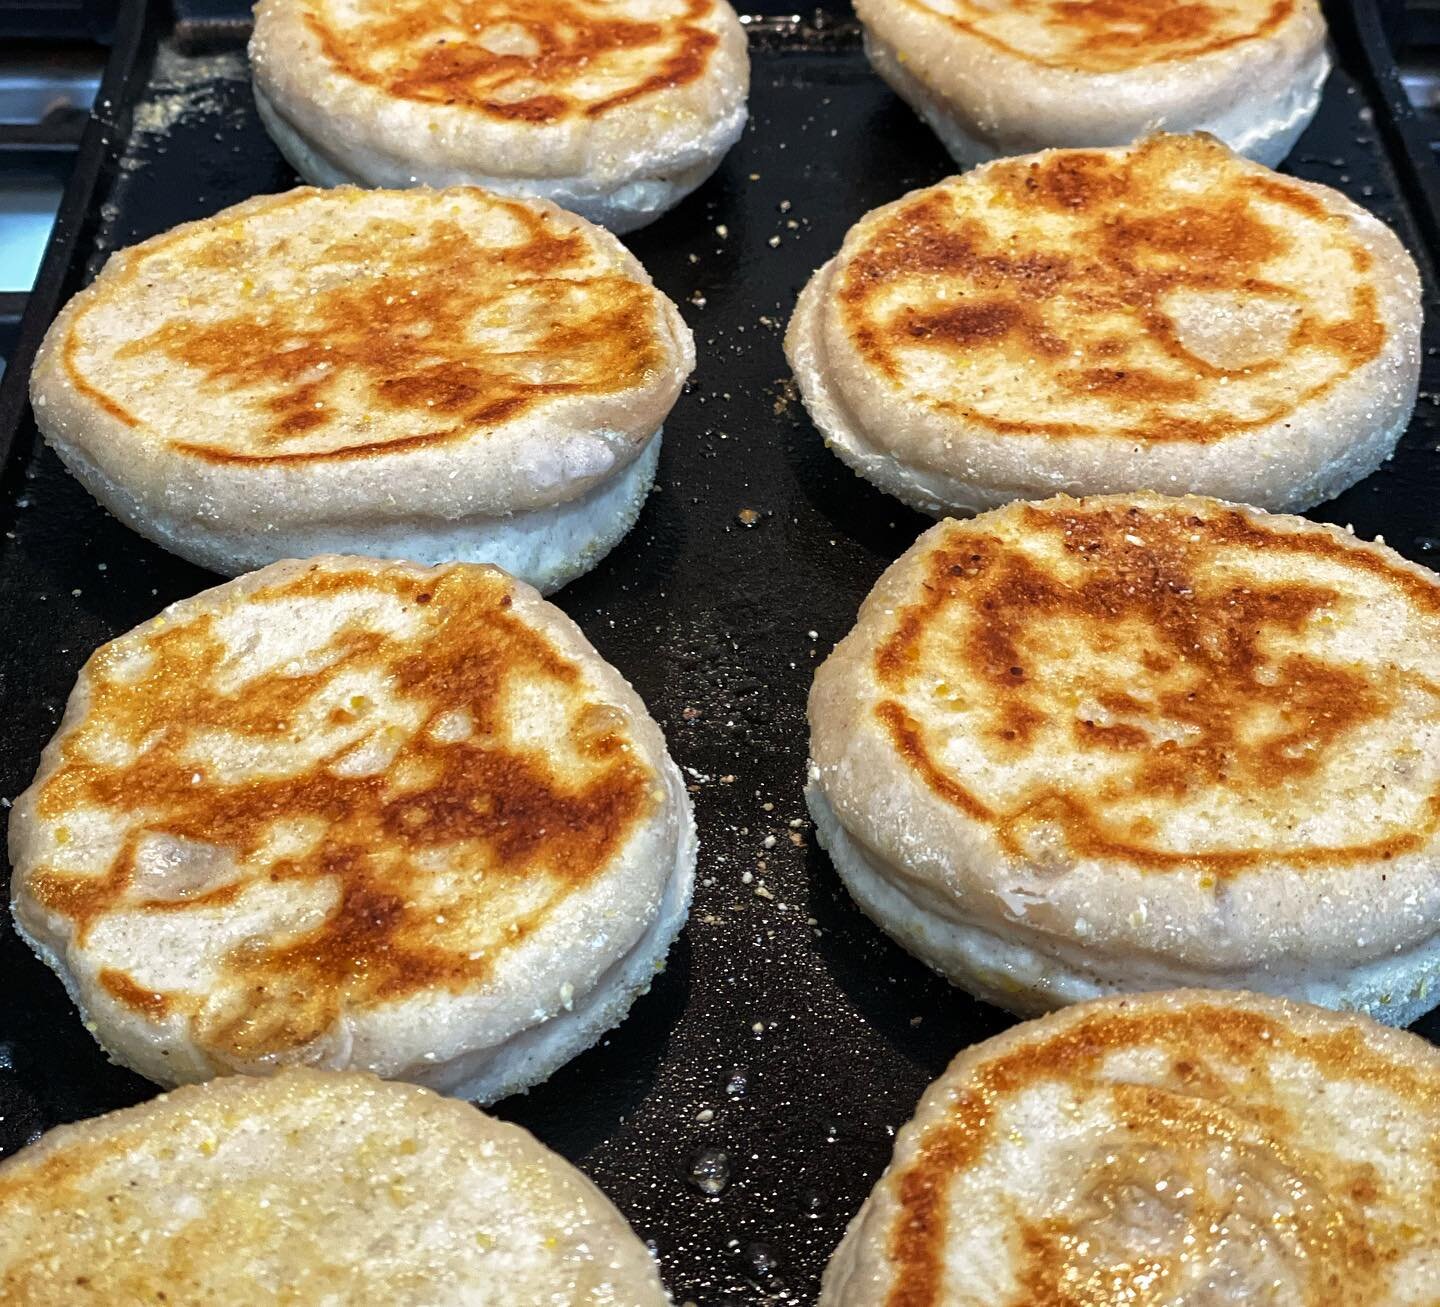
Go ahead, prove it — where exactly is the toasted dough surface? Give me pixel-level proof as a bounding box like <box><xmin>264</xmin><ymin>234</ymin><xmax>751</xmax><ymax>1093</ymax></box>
<box><xmin>855</xmin><ymin>0</ymin><xmax>1328</xmax><ymax>166</ymax></box>
<box><xmin>0</xmin><ymin>1068</ymin><xmax>669</xmax><ymax>1305</ymax></box>
<box><xmin>820</xmin><ymin>989</ymin><xmax>1440</xmax><ymax>1306</ymax></box>
<box><xmin>787</xmin><ymin>135</ymin><xmax>1420</xmax><ymax>515</ymax></box>
<box><xmin>808</xmin><ymin>494</ymin><xmax>1440</xmax><ymax>1020</ymax></box>
<box><xmin>30</xmin><ymin>186</ymin><xmax>693</xmax><ymax>586</ymax></box>
<box><xmin>53</xmin><ymin>188</ymin><xmax>681</xmax><ymax>466</ymax></box>
<box><xmin>9</xmin><ymin>557</ymin><xmax>695</xmax><ymax>1100</ymax></box>
<box><xmin>878</xmin><ymin>0</ymin><xmax>1308</xmax><ymax>74</ymax></box>
<box><xmin>250</xmin><ymin>0</ymin><xmax>750</xmax><ymax>231</ymax></box>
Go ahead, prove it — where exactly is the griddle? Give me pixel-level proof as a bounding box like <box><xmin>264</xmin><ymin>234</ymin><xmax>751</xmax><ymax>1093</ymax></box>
<box><xmin>1</xmin><ymin>3</ymin><xmax>1438</xmax><ymax>1302</ymax></box>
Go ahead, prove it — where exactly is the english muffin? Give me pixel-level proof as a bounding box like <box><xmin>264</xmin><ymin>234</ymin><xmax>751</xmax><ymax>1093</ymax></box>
<box><xmin>30</xmin><ymin>186</ymin><xmax>695</xmax><ymax>591</ymax></box>
<box><xmin>856</xmin><ymin>0</ymin><xmax>1328</xmax><ymax>167</ymax></box>
<box><xmin>787</xmin><ymin>134</ymin><xmax>1421</xmax><ymax>518</ymax></box>
<box><xmin>821</xmin><ymin>989</ymin><xmax>1440</xmax><ymax>1306</ymax></box>
<box><xmin>0</xmin><ymin>1068</ymin><xmax>669</xmax><ymax>1304</ymax></box>
<box><xmin>9</xmin><ymin>556</ymin><xmax>696</xmax><ymax>1101</ymax></box>
<box><xmin>249</xmin><ymin>0</ymin><xmax>749</xmax><ymax>233</ymax></box>
<box><xmin>807</xmin><ymin>493</ymin><xmax>1440</xmax><ymax>1023</ymax></box>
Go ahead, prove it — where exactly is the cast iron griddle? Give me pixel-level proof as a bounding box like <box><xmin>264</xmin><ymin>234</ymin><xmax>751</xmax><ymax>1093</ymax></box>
<box><xmin>1</xmin><ymin>3</ymin><xmax>1438</xmax><ymax>1302</ymax></box>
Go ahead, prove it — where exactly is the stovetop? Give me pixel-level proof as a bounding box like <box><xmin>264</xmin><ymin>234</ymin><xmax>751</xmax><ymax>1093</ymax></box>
<box><xmin>0</xmin><ymin>41</ymin><xmax>102</xmax><ymax>373</ymax></box>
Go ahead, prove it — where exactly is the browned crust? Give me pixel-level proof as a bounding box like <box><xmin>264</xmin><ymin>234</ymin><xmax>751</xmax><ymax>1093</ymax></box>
<box><xmin>835</xmin><ymin>137</ymin><xmax>1385</xmax><ymax>445</ymax></box>
<box><xmin>62</xmin><ymin>190</ymin><xmax>669</xmax><ymax>463</ymax></box>
<box><xmin>303</xmin><ymin>0</ymin><xmax>719</xmax><ymax>124</ymax></box>
<box><xmin>898</xmin><ymin>0</ymin><xmax>1298</xmax><ymax>75</ymax></box>
<box><xmin>27</xmin><ymin>563</ymin><xmax>657</xmax><ymax>1059</ymax></box>
<box><xmin>871</xmin><ymin>498</ymin><xmax>1440</xmax><ymax>875</ymax></box>
<box><xmin>884</xmin><ymin>997</ymin><xmax>1433</xmax><ymax>1306</ymax></box>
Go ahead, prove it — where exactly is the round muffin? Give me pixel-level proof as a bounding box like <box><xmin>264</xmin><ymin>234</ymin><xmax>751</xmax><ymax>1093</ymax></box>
<box><xmin>787</xmin><ymin>134</ymin><xmax>1421</xmax><ymax>518</ymax></box>
<box><xmin>0</xmin><ymin>1068</ymin><xmax>669</xmax><ymax>1304</ymax></box>
<box><xmin>30</xmin><ymin>186</ymin><xmax>695</xmax><ymax>592</ymax></box>
<box><xmin>820</xmin><ymin>989</ymin><xmax>1440</xmax><ymax>1306</ymax></box>
<box><xmin>9</xmin><ymin>556</ymin><xmax>696</xmax><ymax>1101</ymax></box>
<box><xmin>249</xmin><ymin>0</ymin><xmax>750</xmax><ymax>233</ymax></box>
<box><xmin>807</xmin><ymin>493</ymin><xmax>1440</xmax><ymax>1023</ymax></box>
<box><xmin>855</xmin><ymin>0</ymin><xmax>1328</xmax><ymax>167</ymax></box>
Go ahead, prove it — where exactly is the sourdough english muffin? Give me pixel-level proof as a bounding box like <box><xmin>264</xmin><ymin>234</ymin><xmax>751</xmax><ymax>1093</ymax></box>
<box><xmin>807</xmin><ymin>493</ymin><xmax>1440</xmax><ymax>1023</ymax></box>
<box><xmin>820</xmin><ymin>990</ymin><xmax>1440</xmax><ymax>1306</ymax></box>
<box><xmin>0</xmin><ymin>1068</ymin><xmax>669</xmax><ymax>1304</ymax></box>
<box><xmin>30</xmin><ymin>186</ymin><xmax>694</xmax><ymax>592</ymax></box>
<box><xmin>787</xmin><ymin>134</ymin><xmax>1421</xmax><ymax>518</ymax></box>
<box><xmin>8</xmin><ymin>556</ymin><xmax>696</xmax><ymax>1101</ymax></box>
<box><xmin>856</xmin><ymin>0</ymin><xmax>1328</xmax><ymax>166</ymax></box>
<box><xmin>249</xmin><ymin>0</ymin><xmax>749</xmax><ymax>232</ymax></box>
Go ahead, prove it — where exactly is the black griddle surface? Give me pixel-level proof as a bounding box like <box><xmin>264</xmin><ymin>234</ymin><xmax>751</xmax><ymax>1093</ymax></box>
<box><xmin>1</xmin><ymin>10</ymin><xmax>1439</xmax><ymax>1304</ymax></box>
